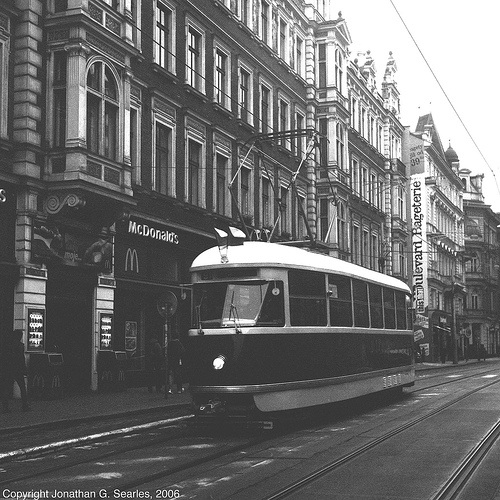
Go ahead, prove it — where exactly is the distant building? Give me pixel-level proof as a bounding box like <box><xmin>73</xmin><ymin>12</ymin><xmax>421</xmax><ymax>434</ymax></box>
<box><xmin>460</xmin><ymin>168</ymin><xmax>500</xmax><ymax>357</ymax></box>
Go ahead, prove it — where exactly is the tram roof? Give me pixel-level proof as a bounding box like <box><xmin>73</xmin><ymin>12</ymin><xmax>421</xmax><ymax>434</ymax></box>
<box><xmin>190</xmin><ymin>241</ymin><xmax>410</xmax><ymax>292</ymax></box>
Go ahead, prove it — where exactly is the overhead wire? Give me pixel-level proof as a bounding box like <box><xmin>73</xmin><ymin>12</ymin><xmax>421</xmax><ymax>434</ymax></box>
<box><xmin>389</xmin><ymin>0</ymin><xmax>500</xmax><ymax>198</ymax></box>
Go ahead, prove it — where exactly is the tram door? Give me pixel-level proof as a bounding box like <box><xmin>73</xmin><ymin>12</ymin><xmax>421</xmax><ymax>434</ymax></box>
<box><xmin>46</xmin><ymin>277</ymin><xmax>93</xmax><ymax>393</ymax></box>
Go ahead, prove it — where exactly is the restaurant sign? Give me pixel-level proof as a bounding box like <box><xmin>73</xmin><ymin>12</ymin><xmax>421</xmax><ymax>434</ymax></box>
<box><xmin>32</xmin><ymin>220</ymin><xmax>112</xmax><ymax>273</ymax></box>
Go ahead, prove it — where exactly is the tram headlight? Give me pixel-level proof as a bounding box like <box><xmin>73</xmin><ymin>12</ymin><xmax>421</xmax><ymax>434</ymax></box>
<box><xmin>213</xmin><ymin>354</ymin><xmax>226</xmax><ymax>370</ymax></box>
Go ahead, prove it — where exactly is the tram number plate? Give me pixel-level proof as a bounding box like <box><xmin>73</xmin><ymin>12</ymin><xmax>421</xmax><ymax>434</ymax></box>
<box><xmin>383</xmin><ymin>374</ymin><xmax>402</xmax><ymax>388</ymax></box>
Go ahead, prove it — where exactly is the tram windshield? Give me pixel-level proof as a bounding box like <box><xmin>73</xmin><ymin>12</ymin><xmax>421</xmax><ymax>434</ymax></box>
<box><xmin>193</xmin><ymin>280</ymin><xmax>285</xmax><ymax>330</ymax></box>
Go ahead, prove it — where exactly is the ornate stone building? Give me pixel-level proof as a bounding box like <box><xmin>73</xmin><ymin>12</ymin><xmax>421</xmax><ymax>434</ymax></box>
<box><xmin>405</xmin><ymin>115</ymin><xmax>466</xmax><ymax>362</ymax></box>
<box><xmin>1</xmin><ymin>0</ymin><xmax>410</xmax><ymax>392</ymax></box>
<box><xmin>460</xmin><ymin>168</ymin><xmax>500</xmax><ymax>356</ymax></box>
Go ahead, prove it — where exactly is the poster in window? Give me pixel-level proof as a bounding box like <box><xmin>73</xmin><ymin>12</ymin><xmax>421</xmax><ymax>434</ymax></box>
<box><xmin>125</xmin><ymin>321</ymin><xmax>137</xmax><ymax>352</ymax></box>
<box><xmin>27</xmin><ymin>308</ymin><xmax>45</xmax><ymax>351</ymax></box>
<box><xmin>99</xmin><ymin>313</ymin><xmax>113</xmax><ymax>350</ymax></box>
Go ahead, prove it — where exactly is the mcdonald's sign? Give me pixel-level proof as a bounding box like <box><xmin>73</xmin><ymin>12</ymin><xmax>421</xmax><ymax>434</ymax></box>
<box><xmin>125</xmin><ymin>247</ymin><xmax>139</xmax><ymax>273</ymax></box>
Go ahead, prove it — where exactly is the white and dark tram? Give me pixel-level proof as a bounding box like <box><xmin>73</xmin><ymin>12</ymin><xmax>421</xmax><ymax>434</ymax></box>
<box><xmin>186</xmin><ymin>240</ymin><xmax>414</xmax><ymax>423</ymax></box>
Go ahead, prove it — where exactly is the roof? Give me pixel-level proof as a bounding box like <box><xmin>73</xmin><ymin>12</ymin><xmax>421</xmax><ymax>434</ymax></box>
<box><xmin>190</xmin><ymin>241</ymin><xmax>410</xmax><ymax>293</ymax></box>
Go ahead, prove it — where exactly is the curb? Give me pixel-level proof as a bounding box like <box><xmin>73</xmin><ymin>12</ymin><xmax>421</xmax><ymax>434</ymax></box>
<box><xmin>0</xmin><ymin>397</ymin><xmax>192</xmax><ymax>435</ymax></box>
<box><xmin>0</xmin><ymin>413</ymin><xmax>194</xmax><ymax>464</ymax></box>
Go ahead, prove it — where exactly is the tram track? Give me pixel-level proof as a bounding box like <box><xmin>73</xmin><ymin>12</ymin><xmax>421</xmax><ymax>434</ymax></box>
<box><xmin>263</xmin><ymin>374</ymin><xmax>500</xmax><ymax>500</ymax></box>
<box><xmin>3</xmin><ymin>365</ymin><xmax>500</xmax><ymax>497</ymax></box>
<box><xmin>430</xmin><ymin>419</ymin><xmax>500</xmax><ymax>500</ymax></box>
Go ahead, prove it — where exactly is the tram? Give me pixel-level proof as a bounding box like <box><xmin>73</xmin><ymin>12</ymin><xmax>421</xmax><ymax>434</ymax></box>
<box><xmin>186</xmin><ymin>238</ymin><xmax>414</xmax><ymax>423</ymax></box>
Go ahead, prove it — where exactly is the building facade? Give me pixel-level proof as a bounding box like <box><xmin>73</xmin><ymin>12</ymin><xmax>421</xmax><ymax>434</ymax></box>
<box><xmin>460</xmin><ymin>169</ymin><xmax>500</xmax><ymax>357</ymax></box>
<box><xmin>405</xmin><ymin>115</ymin><xmax>466</xmax><ymax>363</ymax></box>
<box><xmin>2</xmin><ymin>0</ymin><xmax>411</xmax><ymax>392</ymax></box>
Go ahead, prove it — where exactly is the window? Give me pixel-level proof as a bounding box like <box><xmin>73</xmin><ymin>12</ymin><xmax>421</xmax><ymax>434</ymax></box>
<box><xmin>336</xmin><ymin>123</ymin><xmax>344</xmax><ymax>170</ymax></box>
<box><xmin>318</xmin><ymin>118</ymin><xmax>328</xmax><ymax>177</ymax></box>
<box><xmin>187</xmin><ymin>26</ymin><xmax>203</xmax><ymax>91</ymax></box>
<box><xmin>260</xmin><ymin>1</ymin><xmax>269</xmax><ymax>44</ymax></box>
<box><xmin>329</xmin><ymin>275</ymin><xmax>352</xmax><ymax>326</ymax></box>
<box><xmin>289</xmin><ymin>270</ymin><xmax>327</xmax><ymax>326</ymax></box>
<box><xmin>53</xmin><ymin>51</ymin><xmax>67</xmax><ymax>148</ymax></box>
<box><xmin>352</xmin><ymin>225</ymin><xmax>360</xmax><ymax>265</ymax></box>
<box><xmin>216</xmin><ymin>153</ymin><xmax>228</xmax><ymax>215</ymax></box>
<box><xmin>241</xmin><ymin>167</ymin><xmax>250</xmax><ymax>216</ymax></box>
<box><xmin>383</xmin><ymin>288</ymin><xmax>396</xmax><ymax>329</ymax></box>
<box><xmin>260</xmin><ymin>84</ymin><xmax>271</xmax><ymax>133</ymax></box>
<box><xmin>155</xmin><ymin>3</ymin><xmax>174</xmax><ymax>73</ymax></box>
<box><xmin>54</xmin><ymin>0</ymin><xmax>68</xmax><ymax>12</ymax></box>
<box><xmin>214</xmin><ymin>48</ymin><xmax>229</xmax><ymax>107</ymax></box>
<box><xmin>295</xmin><ymin>112</ymin><xmax>305</xmax><ymax>157</ymax></box>
<box><xmin>241</xmin><ymin>0</ymin><xmax>249</xmax><ymax>25</ymax></box>
<box><xmin>296</xmin><ymin>192</ymin><xmax>306</xmax><ymax>239</ymax></box>
<box><xmin>86</xmin><ymin>62</ymin><xmax>119</xmax><ymax>161</ymax></box>
<box><xmin>279</xmin><ymin>186</ymin><xmax>289</xmax><ymax>234</ymax></box>
<box><xmin>361</xmin><ymin>166</ymin><xmax>368</xmax><ymax>200</ymax></box>
<box><xmin>362</xmin><ymin>228</ymin><xmax>369</xmax><ymax>267</ymax></box>
<box><xmin>353</xmin><ymin>279</ymin><xmax>369</xmax><ymax>327</ymax></box>
<box><xmin>337</xmin><ymin>201</ymin><xmax>347</xmax><ymax>251</ymax></box>
<box><xmin>130</xmin><ymin>106</ymin><xmax>140</xmax><ymax>183</ymax></box>
<box><xmin>154</xmin><ymin>123</ymin><xmax>172</xmax><ymax>195</ymax></box>
<box><xmin>396</xmin><ymin>291</ymin><xmax>407</xmax><ymax>329</ymax></box>
<box><xmin>188</xmin><ymin>139</ymin><xmax>202</xmax><ymax>205</ymax></box>
<box><xmin>397</xmin><ymin>185</ymin><xmax>405</xmax><ymax>217</ymax></box>
<box><xmin>278</xmin><ymin>98</ymin><xmax>289</xmax><ymax>147</ymax></box>
<box><xmin>239</xmin><ymin>67</ymin><xmax>251</xmax><ymax>122</ymax></box>
<box><xmin>369</xmin><ymin>285</ymin><xmax>383</xmax><ymax>328</ymax></box>
<box><xmin>335</xmin><ymin>48</ymin><xmax>343</xmax><ymax>92</ymax></box>
<box><xmin>319</xmin><ymin>198</ymin><xmax>329</xmax><ymax>241</ymax></box>
<box><xmin>279</xmin><ymin>19</ymin><xmax>287</xmax><ymax>61</ymax></box>
<box><xmin>262</xmin><ymin>176</ymin><xmax>272</xmax><ymax>227</ymax></box>
<box><xmin>351</xmin><ymin>97</ymin><xmax>358</xmax><ymax>130</ymax></box>
<box><xmin>351</xmin><ymin>158</ymin><xmax>359</xmax><ymax>195</ymax></box>
<box><xmin>471</xmin><ymin>293</ymin><xmax>479</xmax><ymax>310</ymax></box>
<box><xmin>371</xmin><ymin>234</ymin><xmax>378</xmax><ymax>270</ymax></box>
<box><xmin>295</xmin><ymin>36</ymin><xmax>304</xmax><ymax>77</ymax></box>
<box><xmin>318</xmin><ymin>43</ymin><xmax>326</xmax><ymax>87</ymax></box>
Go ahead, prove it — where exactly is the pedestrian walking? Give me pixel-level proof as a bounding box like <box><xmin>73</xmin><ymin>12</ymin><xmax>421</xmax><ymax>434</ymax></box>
<box><xmin>146</xmin><ymin>336</ymin><xmax>164</xmax><ymax>394</ymax></box>
<box><xmin>167</xmin><ymin>335</ymin><xmax>185</xmax><ymax>394</ymax></box>
<box><xmin>1</xmin><ymin>329</ymin><xmax>31</xmax><ymax>413</ymax></box>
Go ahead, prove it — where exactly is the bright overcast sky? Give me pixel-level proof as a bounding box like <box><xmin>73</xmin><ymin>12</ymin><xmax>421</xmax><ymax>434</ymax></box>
<box><xmin>338</xmin><ymin>0</ymin><xmax>500</xmax><ymax>212</ymax></box>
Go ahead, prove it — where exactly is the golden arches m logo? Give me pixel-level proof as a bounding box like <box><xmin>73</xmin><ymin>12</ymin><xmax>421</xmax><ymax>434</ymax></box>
<box><xmin>125</xmin><ymin>247</ymin><xmax>139</xmax><ymax>273</ymax></box>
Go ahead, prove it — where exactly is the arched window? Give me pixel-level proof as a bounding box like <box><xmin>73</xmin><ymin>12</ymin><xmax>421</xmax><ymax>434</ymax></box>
<box><xmin>87</xmin><ymin>62</ymin><xmax>119</xmax><ymax>161</ymax></box>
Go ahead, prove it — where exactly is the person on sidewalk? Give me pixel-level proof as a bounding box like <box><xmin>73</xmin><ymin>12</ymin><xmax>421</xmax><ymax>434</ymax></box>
<box><xmin>167</xmin><ymin>335</ymin><xmax>185</xmax><ymax>394</ymax></box>
<box><xmin>146</xmin><ymin>336</ymin><xmax>164</xmax><ymax>394</ymax></box>
<box><xmin>1</xmin><ymin>329</ymin><xmax>31</xmax><ymax>413</ymax></box>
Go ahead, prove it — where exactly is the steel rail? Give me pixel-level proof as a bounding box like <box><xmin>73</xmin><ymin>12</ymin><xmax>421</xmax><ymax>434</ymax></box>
<box><xmin>264</xmin><ymin>375</ymin><xmax>500</xmax><ymax>500</ymax></box>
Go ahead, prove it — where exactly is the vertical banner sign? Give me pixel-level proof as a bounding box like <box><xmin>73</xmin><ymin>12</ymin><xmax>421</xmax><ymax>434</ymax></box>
<box><xmin>99</xmin><ymin>313</ymin><xmax>113</xmax><ymax>350</ymax></box>
<box><xmin>410</xmin><ymin>136</ymin><xmax>429</xmax><ymax>343</ymax></box>
<box><xmin>28</xmin><ymin>308</ymin><xmax>45</xmax><ymax>351</ymax></box>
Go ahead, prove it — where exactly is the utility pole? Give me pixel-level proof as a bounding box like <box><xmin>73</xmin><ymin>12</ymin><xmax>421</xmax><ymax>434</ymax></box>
<box><xmin>451</xmin><ymin>284</ymin><xmax>458</xmax><ymax>364</ymax></box>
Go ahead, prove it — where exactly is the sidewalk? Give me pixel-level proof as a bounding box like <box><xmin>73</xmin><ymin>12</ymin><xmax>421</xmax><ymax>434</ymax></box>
<box><xmin>0</xmin><ymin>386</ymin><xmax>191</xmax><ymax>434</ymax></box>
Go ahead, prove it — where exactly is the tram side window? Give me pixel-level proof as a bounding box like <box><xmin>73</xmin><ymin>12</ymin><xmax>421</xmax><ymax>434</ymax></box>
<box><xmin>352</xmin><ymin>279</ymin><xmax>369</xmax><ymax>327</ymax></box>
<box><xmin>328</xmin><ymin>275</ymin><xmax>352</xmax><ymax>326</ymax></box>
<box><xmin>395</xmin><ymin>291</ymin><xmax>407</xmax><ymax>329</ymax></box>
<box><xmin>369</xmin><ymin>284</ymin><xmax>383</xmax><ymax>328</ymax></box>
<box><xmin>383</xmin><ymin>288</ymin><xmax>396</xmax><ymax>329</ymax></box>
<box><xmin>289</xmin><ymin>270</ymin><xmax>327</xmax><ymax>326</ymax></box>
